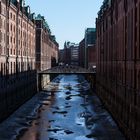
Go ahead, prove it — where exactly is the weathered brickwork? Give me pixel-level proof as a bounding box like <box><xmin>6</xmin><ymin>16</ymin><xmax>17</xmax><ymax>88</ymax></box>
<box><xmin>96</xmin><ymin>0</ymin><xmax>140</xmax><ymax>139</ymax></box>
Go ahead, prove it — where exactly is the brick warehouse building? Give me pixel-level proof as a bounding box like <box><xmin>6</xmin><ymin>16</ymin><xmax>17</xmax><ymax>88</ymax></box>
<box><xmin>0</xmin><ymin>0</ymin><xmax>58</xmax><ymax>121</ymax></box>
<box><xmin>0</xmin><ymin>1</ymin><xmax>59</xmax><ymax>74</ymax></box>
<box><xmin>35</xmin><ymin>14</ymin><xmax>59</xmax><ymax>71</ymax></box>
<box><xmin>88</xmin><ymin>43</ymin><xmax>96</xmax><ymax>70</ymax></box>
<box><xmin>84</xmin><ymin>28</ymin><xmax>96</xmax><ymax>69</ymax></box>
<box><xmin>0</xmin><ymin>0</ymin><xmax>37</xmax><ymax>122</ymax></box>
<box><xmin>96</xmin><ymin>0</ymin><xmax>140</xmax><ymax>139</ymax></box>
<box><xmin>0</xmin><ymin>0</ymin><xmax>36</xmax><ymax>75</ymax></box>
<box><xmin>79</xmin><ymin>28</ymin><xmax>96</xmax><ymax>69</ymax></box>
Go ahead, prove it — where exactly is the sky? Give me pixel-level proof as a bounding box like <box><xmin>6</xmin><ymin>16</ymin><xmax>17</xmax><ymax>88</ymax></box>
<box><xmin>26</xmin><ymin>0</ymin><xmax>103</xmax><ymax>48</ymax></box>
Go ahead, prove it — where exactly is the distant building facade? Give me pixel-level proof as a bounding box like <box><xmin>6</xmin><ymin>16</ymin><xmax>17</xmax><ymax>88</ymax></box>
<box><xmin>58</xmin><ymin>49</ymin><xmax>64</xmax><ymax>64</ymax></box>
<box><xmin>78</xmin><ymin>28</ymin><xmax>96</xmax><ymax>69</ymax></box>
<box><xmin>88</xmin><ymin>44</ymin><xmax>96</xmax><ymax>70</ymax></box>
<box><xmin>70</xmin><ymin>43</ymin><xmax>79</xmax><ymax>65</ymax></box>
<box><xmin>63</xmin><ymin>42</ymin><xmax>71</xmax><ymax>65</ymax></box>
<box><xmin>84</xmin><ymin>28</ymin><xmax>96</xmax><ymax>68</ymax></box>
<box><xmin>63</xmin><ymin>41</ymin><xmax>79</xmax><ymax>66</ymax></box>
<box><xmin>96</xmin><ymin>0</ymin><xmax>140</xmax><ymax>140</ymax></box>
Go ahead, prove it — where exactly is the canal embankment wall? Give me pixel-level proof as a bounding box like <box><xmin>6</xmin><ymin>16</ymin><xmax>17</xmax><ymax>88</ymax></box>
<box><xmin>37</xmin><ymin>73</ymin><xmax>59</xmax><ymax>91</ymax></box>
<box><xmin>0</xmin><ymin>70</ymin><xmax>37</xmax><ymax>122</ymax></box>
<box><xmin>85</xmin><ymin>73</ymin><xmax>96</xmax><ymax>90</ymax></box>
<box><xmin>96</xmin><ymin>79</ymin><xmax>140</xmax><ymax>140</ymax></box>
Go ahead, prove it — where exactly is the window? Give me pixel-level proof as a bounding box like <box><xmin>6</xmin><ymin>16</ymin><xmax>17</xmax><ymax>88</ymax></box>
<box><xmin>0</xmin><ymin>44</ymin><xmax>2</xmax><ymax>55</ymax></box>
<box><xmin>11</xmin><ymin>24</ymin><xmax>12</xmax><ymax>31</ymax></box>
<box><xmin>13</xmin><ymin>15</ymin><xmax>15</xmax><ymax>21</ymax></box>
<box><xmin>19</xmin><ymin>19</ymin><xmax>20</xmax><ymax>24</ymax></box>
<box><xmin>0</xmin><ymin>17</ymin><xmax>2</xmax><ymax>28</ymax></box>
<box><xmin>10</xmin><ymin>36</ymin><xmax>12</xmax><ymax>43</ymax></box>
<box><xmin>4</xmin><ymin>20</ymin><xmax>6</xmax><ymax>29</ymax></box>
<box><xmin>0</xmin><ymin>31</ymin><xmax>2</xmax><ymax>42</ymax></box>
<box><xmin>10</xmin><ymin>13</ymin><xmax>12</xmax><ymax>19</ymax></box>
<box><xmin>4</xmin><ymin>33</ymin><xmax>5</xmax><ymax>42</ymax></box>
<box><xmin>0</xmin><ymin>2</ymin><xmax>1</xmax><ymax>14</ymax></box>
<box><xmin>14</xmin><ymin>25</ymin><xmax>15</xmax><ymax>33</ymax></box>
<box><xmin>10</xmin><ymin>48</ymin><xmax>12</xmax><ymax>54</ymax></box>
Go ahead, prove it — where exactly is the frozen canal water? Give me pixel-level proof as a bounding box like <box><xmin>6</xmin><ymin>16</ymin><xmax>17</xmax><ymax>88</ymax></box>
<box><xmin>0</xmin><ymin>74</ymin><xmax>125</xmax><ymax>140</ymax></box>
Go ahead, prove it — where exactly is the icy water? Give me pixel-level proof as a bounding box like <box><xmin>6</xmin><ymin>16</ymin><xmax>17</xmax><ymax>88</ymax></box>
<box><xmin>0</xmin><ymin>74</ymin><xmax>125</xmax><ymax>140</ymax></box>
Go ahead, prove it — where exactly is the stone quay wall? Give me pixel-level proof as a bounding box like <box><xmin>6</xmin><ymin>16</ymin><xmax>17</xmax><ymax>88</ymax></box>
<box><xmin>0</xmin><ymin>70</ymin><xmax>37</xmax><ymax>122</ymax></box>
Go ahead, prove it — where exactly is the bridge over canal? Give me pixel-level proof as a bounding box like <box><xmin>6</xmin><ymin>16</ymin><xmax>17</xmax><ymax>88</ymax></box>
<box><xmin>37</xmin><ymin>65</ymin><xmax>96</xmax><ymax>91</ymax></box>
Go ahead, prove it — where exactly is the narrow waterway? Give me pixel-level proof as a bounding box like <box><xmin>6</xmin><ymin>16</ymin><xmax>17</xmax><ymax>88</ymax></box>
<box><xmin>0</xmin><ymin>74</ymin><xmax>125</xmax><ymax>140</ymax></box>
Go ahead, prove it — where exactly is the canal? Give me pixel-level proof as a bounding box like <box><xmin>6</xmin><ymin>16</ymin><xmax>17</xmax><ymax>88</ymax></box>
<box><xmin>0</xmin><ymin>74</ymin><xmax>125</xmax><ymax>140</ymax></box>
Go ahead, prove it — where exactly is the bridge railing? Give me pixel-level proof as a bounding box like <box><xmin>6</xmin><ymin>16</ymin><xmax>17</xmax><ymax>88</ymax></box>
<box><xmin>39</xmin><ymin>65</ymin><xmax>95</xmax><ymax>74</ymax></box>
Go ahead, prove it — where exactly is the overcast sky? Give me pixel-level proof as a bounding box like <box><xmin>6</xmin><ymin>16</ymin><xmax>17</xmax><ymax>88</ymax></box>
<box><xmin>26</xmin><ymin>0</ymin><xmax>103</xmax><ymax>48</ymax></box>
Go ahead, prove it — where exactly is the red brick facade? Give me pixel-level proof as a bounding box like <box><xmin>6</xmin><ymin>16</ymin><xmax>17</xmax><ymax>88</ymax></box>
<box><xmin>88</xmin><ymin>44</ymin><xmax>96</xmax><ymax>69</ymax></box>
<box><xmin>79</xmin><ymin>38</ymin><xmax>96</xmax><ymax>69</ymax></box>
<box><xmin>33</xmin><ymin>15</ymin><xmax>59</xmax><ymax>71</ymax></box>
<box><xmin>0</xmin><ymin>0</ymin><xmax>36</xmax><ymax>75</ymax></box>
<box><xmin>96</xmin><ymin>0</ymin><xmax>140</xmax><ymax>139</ymax></box>
<box><xmin>0</xmin><ymin>1</ymin><xmax>59</xmax><ymax>74</ymax></box>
